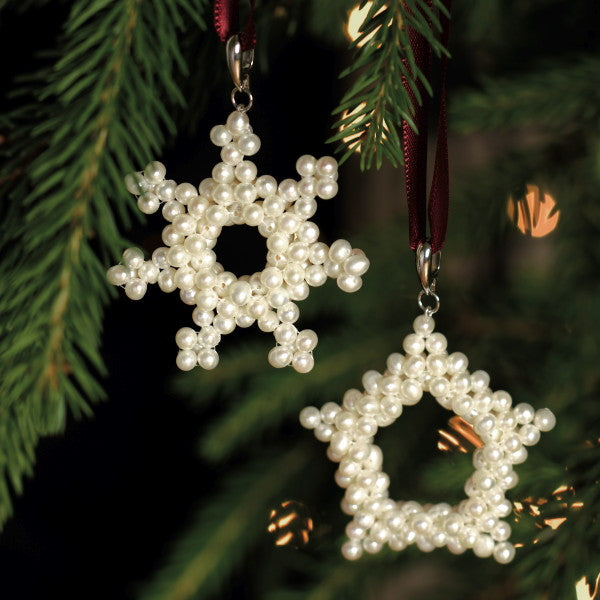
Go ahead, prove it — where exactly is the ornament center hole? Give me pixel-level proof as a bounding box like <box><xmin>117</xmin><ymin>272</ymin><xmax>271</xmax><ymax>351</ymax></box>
<box><xmin>213</xmin><ymin>225</ymin><xmax>267</xmax><ymax>277</ymax></box>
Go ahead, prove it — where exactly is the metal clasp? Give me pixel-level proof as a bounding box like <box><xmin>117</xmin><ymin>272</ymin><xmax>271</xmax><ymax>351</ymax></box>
<box><xmin>226</xmin><ymin>34</ymin><xmax>254</xmax><ymax>92</ymax></box>
<box><xmin>416</xmin><ymin>242</ymin><xmax>441</xmax><ymax>315</ymax></box>
<box><xmin>416</xmin><ymin>241</ymin><xmax>441</xmax><ymax>294</ymax></box>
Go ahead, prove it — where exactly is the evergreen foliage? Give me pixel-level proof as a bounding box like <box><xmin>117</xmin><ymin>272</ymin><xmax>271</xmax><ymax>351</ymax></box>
<box><xmin>0</xmin><ymin>0</ymin><xmax>208</xmax><ymax>527</ymax></box>
<box><xmin>1</xmin><ymin>0</ymin><xmax>599</xmax><ymax>598</ymax></box>
<box><xmin>329</xmin><ymin>0</ymin><xmax>450</xmax><ymax>169</ymax></box>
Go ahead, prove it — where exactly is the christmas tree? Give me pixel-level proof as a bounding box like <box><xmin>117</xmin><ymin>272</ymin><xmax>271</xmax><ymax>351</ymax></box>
<box><xmin>0</xmin><ymin>1</ymin><xmax>599</xmax><ymax>598</ymax></box>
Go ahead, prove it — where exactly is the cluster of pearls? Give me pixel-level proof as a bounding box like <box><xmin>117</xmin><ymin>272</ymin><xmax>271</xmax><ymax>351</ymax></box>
<box><xmin>107</xmin><ymin>110</ymin><xmax>369</xmax><ymax>373</ymax></box>
<box><xmin>300</xmin><ymin>314</ymin><xmax>556</xmax><ymax>563</ymax></box>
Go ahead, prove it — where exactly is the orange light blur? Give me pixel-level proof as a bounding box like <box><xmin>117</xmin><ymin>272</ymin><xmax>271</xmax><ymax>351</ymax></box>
<box><xmin>507</xmin><ymin>184</ymin><xmax>560</xmax><ymax>237</ymax></box>
<box><xmin>346</xmin><ymin>3</ymin><xmax>388</xmax><ymax>46</ymax></box>
<box><xmin>576</xmin><ymin>574</ymin><xmax>600</xmax><ymax>600</ymax></box>
<box><xmin>437</xmin><ymin>416</ymin><xmax>483</xmax><ymax>454</ymax></box>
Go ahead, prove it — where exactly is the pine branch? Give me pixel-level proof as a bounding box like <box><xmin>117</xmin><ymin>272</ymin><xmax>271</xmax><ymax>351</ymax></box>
<box><xmin>138</xmin><ymin>444</ymin><xmax>311</xmax><ymax>600</ymax></box>
<box><xmin>197</xmin><ymin>332</ymin><xmax>387</xmax><ymax>462</ymax></box>
<box><xmin>451</xmin><ymin>57</ymin><xmax>600</xmax><ymax>134</ymax></box>
<box><xmin>0</xmin><ymin>0</ymin><xmax>207</xmax><ymax>528</ymax></box>
<box><xmin>330</xmin><ymin>0</ymin><xmax>449</xmax><ymax>170</ymax></box>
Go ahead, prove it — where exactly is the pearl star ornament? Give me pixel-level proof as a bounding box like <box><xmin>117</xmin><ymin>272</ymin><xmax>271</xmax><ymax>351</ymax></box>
<box><xmin>107</xmin><ymin>110</ymin><xmax>369</xmax><ymax>373</ymax></box>
<box><xmin>300</xmin><ymin>313</ymin><xmax>556</xmax><ymax>563</ymax></box>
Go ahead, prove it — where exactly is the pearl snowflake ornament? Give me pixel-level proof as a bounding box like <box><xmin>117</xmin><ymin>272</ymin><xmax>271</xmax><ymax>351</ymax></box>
<box><xmin>107</xmin><ymin>110</ymin><xmax>369</xmax><ymax>373</ymax></box>
<box><xmin>300</xmin><ymin>313</ymin><xmax>556</xmax><ymax>563</ymax></box>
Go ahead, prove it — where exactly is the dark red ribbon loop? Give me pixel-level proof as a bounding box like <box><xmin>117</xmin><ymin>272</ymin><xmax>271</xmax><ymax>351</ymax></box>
<box><xmin>402</xmin><ymin>1</ymin><xmax>451</xmax><ymax>254</ymax></box>
<box><xmin>214</xmin><ymin>0</ymin><xmax>256</xmax><ymax>51</ymax></box>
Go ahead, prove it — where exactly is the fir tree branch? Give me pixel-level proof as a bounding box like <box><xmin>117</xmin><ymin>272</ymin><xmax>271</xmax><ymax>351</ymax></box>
<box><xmin>198</xmin><ymin>333</ymin><xmax>386</xmax><ymax>462</ymax></box>
<box><xmin>451</xmin><ymin>57</ymin><xmax>600</xmax><ymax>134</ymax></box>
<box><xmin>0</xmin><ymin>0</ymin><xmax>207</xmax><ymax>528</ymax></box>
<box><xmin>330</xmin><ymin>0</ymin><xmax>449</xmax><ymax>170</ymax></box>
<box><xmin>138</xmin><ymin>444</ymin><xmax>311</xmax><ymax>600</ymax></box>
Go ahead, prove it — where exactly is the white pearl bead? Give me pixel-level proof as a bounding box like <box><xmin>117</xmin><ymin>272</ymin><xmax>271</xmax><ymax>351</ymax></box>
<box><xmin>107</xmin><ymin>265</ymin><xmax>128</xmax><ymax>286</ymax></box>
<box><xmin>258</xmin><ymin>312</ymin><xmax>279</xmax><ymax>332</ymax></box>
<box><xmin>473</xmin><ymin>534</ymin><xmax>495</xmax><ymax>558</ymax></box>
<box><xmin>197</xmin><ymin>348</ymin><xmax>219</xmax><ymax>370</ymax></box>
<box><xmin>317</xmin><ymin>177</ymin><xmax>338</xmax><ymax>200</ymax></box>
<box><xmin>213</xmin><ymin>314</ymin><xmax>236</xmax><ymax>334</ymax></box>
<box><xmin>212</xmin><ymin>163</ymin><xmax>235</xmax><ymax>184</ymax></box>
<box><xmin>296</xmin><ymin>329</ymin><xmax>318</xmax><ymax>352</ymax></box>
<box><xmin>299</xmin><ymin>406</ymin><xmax>321</xmax><ymax>429</ymax></box>
<box><xmin>315</xmin><ymin>423</ymin><xmax>333</xmax><ymax>442</ymax></box>
<box><xmin>268</xmin><ymin>346</ymin><xmax>293</xmax><ymax>368</ymax></box>
<box><xmin>124</xmin><ymin>172</ymin><xmax>147</xmax><ymax>195</ymax></box>
<box><xmin>278</xmin><ymin>179</ymin><xmax>299</xmax><ymax>202</ymax></box>
<box><xmin>337</xmin><ymin>274</ymin><xmax>362</xmax><ymax>293</ymax></box>
<box><xmin>210</xmin><ymin>124</ymin><xmax>232</xmax><ymax>146</ymax></box>
<box><xmin>158</xmin><ymin>269</ymin><xmax>176</xmax><ymax>292</ymax></box>
<box><xmin>403</xmin><ymin>333</ymin><xmax>426</xmax><ymax>355</ymax></box>
<box><xmin>175</xmin><ymin>327</ymin><xmax>197</xmax><ymax>350</ymax></box>
<box><xmin>446</xmin><ymin>351</ymin><xmax>469</xmax><ymax>374</ymax></box>
<box><xmin>294</xmin><ymin>197</ymin><xmax>317</xmax><ymax>218</ymax></box>
<box><xmin>425</xmin><ymin>332</ymin><xmax>447</xmax><ymax>354</ymax></box>
<box><xmin>221</xmin><ymin>143</ymin><xmax>243</xmax><ymax>165</ymax></box>
<box><xmin>174</xmin><ymin>182</ymin><xmax>197</xmax><ymax>204</ymax></box>
<box><xmin>470</xmin><ymin>370</ymin><xmax>490</xmax><ymax>393</ymax></box>
<box><xmin>198</xmin><ymin>178</ymin><xmax>215</xmax><ymax>198</ymax></box>
<box><xmin>124</xmin><ymin>279</ymin><xmax>146</xmax><ymax>300</ymax></box>
<box><xmin>226</xmin><ymin>110</ymin><xmax>249</xmax><ymax>134</ymax></box>
<box><xmin>297</xmin><ymin>221</ymin><xmax>320</xmax><ymax>243</ymax></box>
<box><xmin>533</xmin><ymin>408</ymin><xmax>556</xmax><ymax>432</ymax></box>
<box><xmin>255</xmin><ymin>175</ymin><xmax>277</xmax><ymax>197</ymax></box>
<box><xmin>187</xmin><ymin>196</ymin><xmax>208</xmax><ymax>218</ymax></box>
<box><xmin>296</xmin><ymin>155</ymin><xmax>316</xmax><ymax>177</ymax></box>
<box><xmin>144</xmin><ymin>161</ymin><xmax>166</xmax><ymax>183</ymax></box>
<box><xmin>287</xmin><ymin>241</ymin><xmax>309</xmax><ymax>262</ymax></box>
<box><xmin>412</xmin><ymin>314</ymin><xmax>435</xmax><ymax>337</ymax></box>
<box><xmin>341</xmin><ymin>540</ymin><xmax>363</xmax><ymax>561</ymax></box>
<box><xmin>198</xmin><ymin>325</ymin><xmax>221</xmax><ymax>347</ymax></box>
<box><xmin>316</xmin><ymin>156</ymin><xmax>338</xmax><ymax>177</ymax></box>
<box><xmin>293</xmin><ymin>351</ymin><xmax>314</xmax><ymax>373</ymax></box>
<box><xmin>156</xmin><ymin>179</ymin><xmax>176</xmax><ymax>201</ymax></box>
<box><xmin>491</xmin><ymin>521</ymin><xmax>511</xmax><ymax>542</ymax></box>
<box><xmin>228</xmin><ymin>281</ymin><xmax>251</xmax><ymax>306</ymax></box>
<box><xmin>514</xmin><ymin>402</ymin><xmax>535</xmax><ymax>424</ymax></box>
<box><xmin>176</xmin><ymin>349</ymin><xmax>197</xmax><ymax>371</ymax></box>
<box><xmin>235</xmin><ymin>160</ymin><xmax>257</xmax><ymax>182</ymax></box>
<box><xmin>343</xmin><ymin>252</ymin><xmax>370</xmax><ymax>277</ymax></box>
<box><xmin>386</xmin><ymin>353</ymin><xmax>404</xmax><ymax>375</ymax></box>
<box><xmin>236</xmin><ymin>132</ymin><xmax>261</xmax><ymax>155</ymax></box>
<box><xmin>305</xmin><ymin>265</ymin><xmax>327</xmax><ymax>287</ymax></box>
<box><xmin>519</xmin><ymin>423</ymin><xmax>541</xmax><ymax>446</ymax></box>
<box><xmin>122</xmin><ymin>247</ymin><xmax>145</xmax><ymax>269</ymax></box>
<box><xmin>493</xmin><ymin>541</ymin><xmax>515</xmax><ymax>564</ymax></box>
<box><xmin>329</xmin><ymin>239</ymin><xmax>352</xmax><ymax>264</ymax></box>
<box><xmin>274</xmin><ymin>323</ymin><xmax>298</xmax><ymax>346</ymax></box>
<box><xmin>137</xmin><ymin>192</ymin><xmax>160</xmax><ymax>214</ymax></box>
<box><xmin>400</xmin><ymin>379</ymin><xmax>423</xmax><ymax>405</ymax></box>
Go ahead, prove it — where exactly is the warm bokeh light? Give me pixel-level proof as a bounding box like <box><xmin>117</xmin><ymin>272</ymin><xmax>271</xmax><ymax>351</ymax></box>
<box><xmin>437</xmin><ymin>416</ymin><xmax>483</xmax><ymax>453</ymax></box>
<box><xmin>512</xmin><ymin>483</ymin><xmax>584</xmax><ymax>544</ymax></box>
<box><xmin>507</xmin><ymin>184</ymin><xmax>560</xmax><ymax>237</ymax></box>
<box><xmin>576</xmin><ymin>574</ymin><xmax>600</xmax><ymax>600</ymax></box>
<box><xmin>267</xmin><ymin>500</ymin><xmax>313</xmax><ymax>548</ymax></box>
<box><xmin>346</xmin><ymin>2</ymin><xmax>389</xmax><ymax>46</ymax></box>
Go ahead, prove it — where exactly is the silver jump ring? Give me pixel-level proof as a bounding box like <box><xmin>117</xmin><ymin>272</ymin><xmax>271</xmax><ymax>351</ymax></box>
<box><xmin>418</xmin><ymin>289</ymin><xmax>440</xmax><ymax>315</ymax></box>
<box><xmin>231</xmin><ymin>87</ymin><xmax>253</xmax><ymax>112</ymax></box>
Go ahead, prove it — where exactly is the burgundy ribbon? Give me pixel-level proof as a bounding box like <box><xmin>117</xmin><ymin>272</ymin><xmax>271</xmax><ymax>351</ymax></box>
<box><xmin>402</xmin><ymin>1</ymin><xmax>451</xmax><ymax>253</ymax></box>
<box><xmin>214</xmin><ymin>0</ymin><xmax>256</xmax><ymax>50</ymax></box>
